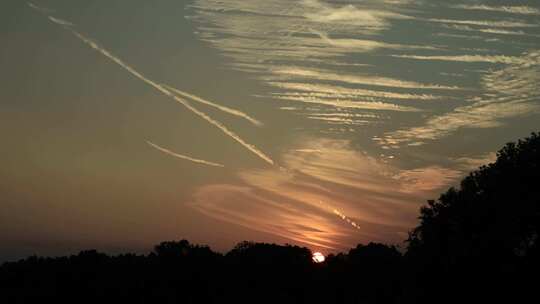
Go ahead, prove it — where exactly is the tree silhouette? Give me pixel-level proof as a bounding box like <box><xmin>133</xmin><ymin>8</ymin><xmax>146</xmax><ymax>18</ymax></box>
<box><xmin>406</xmin><ymin>132</ymin><xmax>540</xmax><ymax>303</ymax></box>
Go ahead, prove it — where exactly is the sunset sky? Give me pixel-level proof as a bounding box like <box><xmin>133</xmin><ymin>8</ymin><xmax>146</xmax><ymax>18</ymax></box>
<box><xmin>1</xmin><ymin>0</ymin><xmax>539</xmax><ymax>261</ymax></box>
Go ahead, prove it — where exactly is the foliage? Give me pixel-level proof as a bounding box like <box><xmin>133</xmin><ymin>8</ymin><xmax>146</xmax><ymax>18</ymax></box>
<box><xmin>405</xmin><ymin>132</ymin><xmax>539</xmax><ymax>303</ymax></box>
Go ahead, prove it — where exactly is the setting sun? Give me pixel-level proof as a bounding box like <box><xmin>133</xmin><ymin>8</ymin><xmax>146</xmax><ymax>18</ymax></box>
<box><xmin>312</xmin><ymin>252</ymin><xmax>325</xmax><ymax>263</ymax></box>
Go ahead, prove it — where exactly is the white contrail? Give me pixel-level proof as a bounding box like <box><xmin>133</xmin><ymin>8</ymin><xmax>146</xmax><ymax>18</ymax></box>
<box><xmin>48</xmin><ymin>16</ymin><xmax>74</xmax><ymax>26</ymax></box>
<box><xmin>28</xmin><ymin>2</ymin><xmax>55</xmax><ymax>13</ymax></box>
<box><xmin>147</xmin><ymin>141</ymin><xmax>224</xmax><ymax>168</ymax></box>
<box><xmin>163</xmin><ymin>84</ymin><xmax>263</xmax><ymax>127</ymax></box>
<box><xmin>28</xmin><ymin>6</ymin><xmax>275</xmax><ymax>166</ymax></box>
<box><xmin>69</xmin><ymin>30</ymin><xmax>274</xmax><ymax>165</ymax></box>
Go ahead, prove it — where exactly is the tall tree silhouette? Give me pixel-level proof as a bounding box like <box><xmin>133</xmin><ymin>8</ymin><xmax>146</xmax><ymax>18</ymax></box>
<box><xmin>406</xmin><ymin>132</ymin><xmax>540</xmax><ymax>303</ymax></box>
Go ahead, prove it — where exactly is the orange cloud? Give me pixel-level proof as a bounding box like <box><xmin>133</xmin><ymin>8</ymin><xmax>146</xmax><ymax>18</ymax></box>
<box><xmin>189</xmin><ymin>138</ymin><xmax>465</xmax><ymax>251</ymax></box>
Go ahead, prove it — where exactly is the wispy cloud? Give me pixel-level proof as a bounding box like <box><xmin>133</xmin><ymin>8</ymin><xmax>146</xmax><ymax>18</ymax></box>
<box><xmin>302</xmin><ymin>0</ymin><xmax>412</xmax><ymax>30</ymax></box>
<box><xmin>306</xmin><ymin>116</ymin><xmax>370</xmax><ymax>126</ymax></box>
<box><xmin>191</xmin><ymin>184</ymin><xmax>347</xmax><ymax>249</ymax></box>
<box><xmin>190</xmin><ymin>138</ymin><xmax>463</xmax><ymax>250</ymax></box>
<box><xmin>441</xmin><ymin>24</ymin><xmax>536</xmax><ymax>37</ymax></box>
<box><xmin>392</xmin><ymin>54</ymin><xmax>525</xmax><ymax>64</ymax></box>
<box><xmin>428</xmin><ymin>18</ymin><xmax>538</xmax><ymax>29</ymax></box>
<box><xmin>265</xmin><ymin>67</ymin><xmax>460</xmax><ymax>90</ymax></box>
<box><xmin>267</xmin><ymin>82</ymin><xmax>440</xmax><ymax>101</ymax></box>
<box><xmin>310</xmin><ymin>28</ymin><xmax>437</xmax><ymax>52</ymax></box>
<box><xmin>147</xmin><ymin>141</ymin><xmax>225</xmax><ymax>168</ymax></box>
<box><xmin>451</xmin><ymin>4</ymin><xmax>540</xmax><ymax>16</ymax></box>
<box><xmin>383</xmin><ymin>51</ymin><xmax>540</xmax><ymax>146</ymax></box>
<box><xmin>383</xmin><ymin>100</ymin><xmax>539</xmax><ymax>146</ymax></box>
<box><xmin>189</xmin><ymin>0</ymin><xmax>540</xmax><ymax>144</ymax></box>
<box><xmin>188</xmin><ymin>0</ymin><xmax>445</xmax><ymax>126</ymax></box>
<box><xmin>396</xmin><ymin>166</ymin><xmax>463</xmax><ymax>193</ymax></box>
<box><xmin>452</xmin><ymin>152</ymin><xmax>497</xmax><ymax>171</ymax></box>
<box><xmin>270</xmin><ymin>94</ymin><xmax>420</xmax><ymax>112</ymax></box>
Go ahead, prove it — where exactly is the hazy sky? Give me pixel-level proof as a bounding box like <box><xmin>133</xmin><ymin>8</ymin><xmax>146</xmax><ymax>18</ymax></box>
<box><xmin>1</xmin><ymin>0</ymin><xmax>539</xmax><ymax>261</ymax></box>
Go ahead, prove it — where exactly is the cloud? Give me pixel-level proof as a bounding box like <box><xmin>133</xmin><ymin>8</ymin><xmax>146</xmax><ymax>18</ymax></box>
<box><xmin>441</xmin><ymin>24</ymin><xmax>535</xmax><ymax>37</ymax></box>
<box><xmin>269</xmin><ymin>94</ymin><xmax>420</xmax><ymax>112</ymax></box>
<box><xmin>267</xmin><ymin>82</ymin><xmax>440</xmax><ymax>101</ymax></box>
<box><xmin>265</xmin><ymin>67</ymin><xmax>460</xmax><ymax>90</ymax></box>
<box><xmin>305</xmin><ymin>115</ymin><xmax>371</xmax><ymax>126</ymax></box>
<box><xmin>392</xmin><ymin>54</ymin><xmax>525</xmax><ymax>64</ymax></box>
<box><xmin>382</xmin><ymin>51</ymin><xmax>540</xmax><ymax>146</ymax></box>
<box><xmin>189</xmin><ymin>0</ymin><xmax>539</xmax><ymax>143</ymax></box>
<box><xmin>190</xmin><ymin>184</ymin><xmax>348</xmax><ymax>249</ymax></box>
<box><xmin>147</xmin><ymin>141</ymin><xmax>225</xmax><ymax>168</ymax></box>
<box><xmin>396</xmin><ymin>166</ymin><xmax>463</xmax><ymax>193</ymax></box>
<box><xmin>188</xmin><ymin>0</ymin><xmax>435</xmax><ymax>124</ymax></box>
<box><xmin>383</xmin><ymin>100</ymin><xmax>539</xmax><ymax>145</ymax></box>
<box><xmin>302</xmin><ymin>0</ymin><xmax>412</xmax><ymax>29</ymax></box>
<box><xmin>451</xmin><ymin>5</ymin><xmax>540</xmax><ymax>16</ymax></box>
<box><xmin>452</xmin><ymin>153</ymin><xmax>497</xmax><ymax>171</ymax></box>
<box><xmin>428</xmin><ymin>18</ymin><xmax>538</xmax><ymax>29</ymax></box>
<box><xmin>310</xmin><ymin>28</ymin><xmax>437</xmax><ymax>52</ymax></box>
<box><xmin>190</xmin><ymin>138</ymin><xmax>463</xmax><ymax>250</ymax></box>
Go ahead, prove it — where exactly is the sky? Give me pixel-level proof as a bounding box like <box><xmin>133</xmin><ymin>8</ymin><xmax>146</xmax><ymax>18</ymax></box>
<box><xmin>1</xmin><ymin>0</ymin><xmax>539</xmax><ymax>261</ymax></box>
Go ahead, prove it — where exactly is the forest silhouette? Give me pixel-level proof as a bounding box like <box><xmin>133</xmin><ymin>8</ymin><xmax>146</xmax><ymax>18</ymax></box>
<box><xmin>1</xmin><ymin>133</ymin><xmax>538</xmax><ymax>303</ymax></box>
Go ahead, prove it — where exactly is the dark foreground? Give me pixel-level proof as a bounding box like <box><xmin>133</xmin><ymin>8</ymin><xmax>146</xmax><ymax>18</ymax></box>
<box><xmin>2</xmin><ymin>133</ymin><xmax>539</xmax><ymax>304</ymax></box>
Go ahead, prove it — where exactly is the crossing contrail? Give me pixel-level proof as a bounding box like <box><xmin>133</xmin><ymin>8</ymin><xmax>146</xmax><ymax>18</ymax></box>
<box><xmin>29</xmin><ymin>3</ymin><xmax>275</xmax><ymax>166</ymax></box>
<box><xmin>147</xmin><ymin>141</ymin><xmax>225</xmax><ymax>168</ymax></box>
<box><xmin>163</xmin><ymin>84</ymin><xmax>263</xmax><ymax>126</ymax></box>
<box><xmin>48</xmin><ymin>16</ymin><xmax>74</xmax><ymax>26</ymax></box>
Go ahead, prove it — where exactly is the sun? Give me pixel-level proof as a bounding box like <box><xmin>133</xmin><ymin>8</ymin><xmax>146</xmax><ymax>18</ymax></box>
<box><xmin>312</xmin><ymin>252</ymin><xmax>325</xmax><ymax>263</ymax></box>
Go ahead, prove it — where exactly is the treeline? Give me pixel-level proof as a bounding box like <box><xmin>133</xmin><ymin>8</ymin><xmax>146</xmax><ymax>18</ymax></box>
<box><xmin>1</xmin><ymin>133</ymin><xmax>539</xmax><ymax>304</ymax></box>
<box><xmin>0</xmin><ymin>241</ymin><xmax>403</xmax><ymax>304</ymax></box>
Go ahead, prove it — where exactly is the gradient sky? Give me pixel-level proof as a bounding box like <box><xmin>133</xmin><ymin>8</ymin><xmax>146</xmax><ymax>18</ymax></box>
<box><xmin>1</xmin><ymin>0</ymin><xmax>539</xmax><ymax>261</ymax></box>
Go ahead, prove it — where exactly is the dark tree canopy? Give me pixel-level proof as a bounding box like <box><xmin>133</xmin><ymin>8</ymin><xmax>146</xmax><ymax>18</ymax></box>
<box><xmin>227</xmin><ymin>241</ymin><xmax>312</xmax><ymax>265</ymax></box>
<box><xmin>408</xmin><ymin>132</ymin><xmax>540</xmax><ymax>260</ymax></box>
<box><xmin>405</xmin><ymin>132</ymin><xmax>540</xmax><ymax>303</ymax></box>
